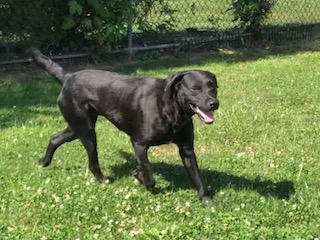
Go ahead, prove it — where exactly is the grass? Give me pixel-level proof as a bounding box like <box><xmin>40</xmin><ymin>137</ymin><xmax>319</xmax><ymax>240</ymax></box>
<box><xmin>137</xmin><ymin>0</ymin><xmax>320</xmax><ymax>32</ymax></box>
<box><xmin>1</xmin><ymin>48</ymin><xmax>320</xmax><ymax>239</ymax></box>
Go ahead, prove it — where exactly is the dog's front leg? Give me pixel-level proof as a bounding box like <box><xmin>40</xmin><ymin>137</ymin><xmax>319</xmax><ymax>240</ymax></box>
<box><xmin>131</xmin><ymin>142</ymin><xmax>155</xmax><ymax>189</ymax></box>
<box><xmin>177</xmin><ymin>144</ymin><xmax>211</xmax><ymax>203</ymax></box>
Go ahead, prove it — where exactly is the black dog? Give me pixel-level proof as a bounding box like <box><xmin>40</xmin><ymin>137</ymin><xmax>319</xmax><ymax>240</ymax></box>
<box><xmin>29</xmin><ymin>48</ymin><xmax>219</xmax><ymax>202</ymax></box>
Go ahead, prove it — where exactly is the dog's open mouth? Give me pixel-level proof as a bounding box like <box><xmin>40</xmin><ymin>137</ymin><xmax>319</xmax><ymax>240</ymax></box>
<box><xmin>189</xmin><ymin>104</ymin><xmax>214</xmax><ymax>124</ymax></box>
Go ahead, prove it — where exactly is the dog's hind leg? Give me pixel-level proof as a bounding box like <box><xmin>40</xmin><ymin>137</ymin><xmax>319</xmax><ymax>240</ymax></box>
<box><xmin>78</xmin><ymin>127</ymin><xmax>106</xmax><ymax>183</ymax></box>
<box><xmin>58</xmin><ymin>94</ymin><xmax>106</xmax><ymax>182</ymax></box>
<box><xmin>40</xmin><ymin>127</ymin><xmax>77</xmax><ymax>167</ymax></box>
<box><xmin>131</xmin><ymin>142</ymin><xmax>155</xmax><ymax>189</ymax></box>
<box><xmin>65</xmin><ymin>113</ymin><xmax>106</xmax><ymax>183</ymax></box>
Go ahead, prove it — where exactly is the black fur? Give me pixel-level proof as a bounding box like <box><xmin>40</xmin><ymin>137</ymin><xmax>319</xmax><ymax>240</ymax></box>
<box><xmin>29</xmin><ymin>48</ymin><xmax>219</xmax><ymax>202</ymax></box>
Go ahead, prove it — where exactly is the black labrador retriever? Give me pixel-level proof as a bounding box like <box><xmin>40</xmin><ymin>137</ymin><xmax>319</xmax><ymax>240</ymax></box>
<box><xmin>29</xmin><ymin>48</ymin><xmax>219</xmax><ymax>202</ymax></box>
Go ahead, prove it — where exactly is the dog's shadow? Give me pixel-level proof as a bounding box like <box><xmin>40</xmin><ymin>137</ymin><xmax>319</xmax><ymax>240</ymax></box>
<box><xmin>110</xmin><ymin>151</ymin><xmax>295</xmax><ymax>200</ymax></box>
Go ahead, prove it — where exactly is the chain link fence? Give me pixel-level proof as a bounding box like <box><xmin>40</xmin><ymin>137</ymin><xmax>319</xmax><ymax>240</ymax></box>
<box><xmin>127</xmin><ymin>0</ymin><xmax>320</xmax><ymax>54</ymax></box>
<box><xmin>1</xmin><ymin>0</ymin><xmax>320</xmax><ymax>62</ymax></box>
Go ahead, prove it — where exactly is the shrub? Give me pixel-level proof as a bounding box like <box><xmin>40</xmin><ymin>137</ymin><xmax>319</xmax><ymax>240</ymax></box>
<box><xmin>0</xmin><ymin>0</ymin><xmax>175</xmax><ymax>53</ymax></box>
<box><xmin>228</xmin><ymin>0</ymin><xmax>275</xmax><ymax>37</ymax></box>
<box><xmin>62</xmin><ymin>0</ymin><xmax>132</xmax><ymax>51</ymax></box>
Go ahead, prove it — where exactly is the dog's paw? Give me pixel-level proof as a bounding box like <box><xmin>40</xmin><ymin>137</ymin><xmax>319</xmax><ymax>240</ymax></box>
<box><xmin>96</xmin><ymin>175</ymin><xmax>109</xmax><ymax>184</ymax></box>
<box><xmin>98</xmin><ymin>176</ymin><xmax>114</xmax><ymax>184</ymax></box>
<box><xmin>145</xmin><ymin>181</ymin><xmax>156</xmax><ymax>190</ymax></box>
<box><xmin>132</xmin><ymin>168</ymin><xmax>145</xmax><ymax>185</ymax></box>
<box><xmin>39</xmin><ymin>158</ymin><xmax>50</xmax><ymax>167</ymax></box>
<box><xmin>132</xmin><ymin>168</ymin><xmax>155</xmax><ymax>189</ymax></box>
<box><xmin>201</xmin><ymin>196</ymin><xmax>213</xmax><ymax>205</ymax></box>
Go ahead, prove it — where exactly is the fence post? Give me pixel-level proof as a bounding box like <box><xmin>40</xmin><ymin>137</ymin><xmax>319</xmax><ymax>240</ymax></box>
<box><xmin>127</xmin><ymin>0</ymin><xmax>134</xmax><ymax>59</ymax></box>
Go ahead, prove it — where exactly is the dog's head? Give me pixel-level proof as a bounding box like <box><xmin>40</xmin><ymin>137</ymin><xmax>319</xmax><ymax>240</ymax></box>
<box><xmin>165</xmin><ymin>70</ymin><xmax>219</xmax><ymax>124</ymax></box>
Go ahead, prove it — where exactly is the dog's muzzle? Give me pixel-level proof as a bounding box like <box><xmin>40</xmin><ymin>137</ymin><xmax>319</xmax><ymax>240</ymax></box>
<box><xmin>189</xmin><ymin>104</ymin><xmax>215</xmax><ymax>124</ymax></box>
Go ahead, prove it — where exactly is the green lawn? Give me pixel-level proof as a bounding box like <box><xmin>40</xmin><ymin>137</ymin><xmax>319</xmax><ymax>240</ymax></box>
<box><xmin>0</xmin><ymin>49</ymin><xmax>320</xmax><ymax>239</ymax></box>
<box><xmin>136</xmin><ymin>0</ymin><xmax>320</xmax><ymax>32</ymax></box>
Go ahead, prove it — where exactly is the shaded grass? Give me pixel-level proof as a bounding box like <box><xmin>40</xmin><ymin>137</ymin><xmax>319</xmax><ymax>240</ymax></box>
<box><xmin>0</xmin><ymin>49</ymin><xmax>320</xmax><ymax>239</ymax></box>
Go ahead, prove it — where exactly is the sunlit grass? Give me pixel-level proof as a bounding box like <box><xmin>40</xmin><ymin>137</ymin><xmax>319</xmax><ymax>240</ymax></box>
<box><xmin>0</xmin><ymin>49</ymin><xmax>320</xmax><ymax>239</ymax></box>
<box><xmin>135</xmin><ymin>0</ymin><xmax>320</xmax><ymax>32</ymax></box>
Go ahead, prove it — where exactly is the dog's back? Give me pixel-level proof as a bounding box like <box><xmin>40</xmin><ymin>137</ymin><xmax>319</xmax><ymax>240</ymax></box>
<box><xmin>58</xmin><ymin>68</ymin><xmax>168</xmax><ymax>140</ymax></box>
<box><xmin>29</xmin><ymin>48</ymin><xmax>169</xmax><ymax>139</ymax></box>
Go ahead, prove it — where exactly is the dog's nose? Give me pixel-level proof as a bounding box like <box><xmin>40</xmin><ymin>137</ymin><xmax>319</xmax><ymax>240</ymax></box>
<box><xmin>209</xmin><ymin>99</ymin><xmax>219</xmax><ymax>110</ymax></box>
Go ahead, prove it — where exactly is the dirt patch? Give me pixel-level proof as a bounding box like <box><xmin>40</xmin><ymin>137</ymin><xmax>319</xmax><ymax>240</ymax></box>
<box><xmin>0</xmin><ymin>64</ymin><xmax>47</xmax><ymax>81</ymax></box>
<box><xmin>0</xmin><ymin>61</ymin><xmax>118</xmax><ymax>81</ymax></box>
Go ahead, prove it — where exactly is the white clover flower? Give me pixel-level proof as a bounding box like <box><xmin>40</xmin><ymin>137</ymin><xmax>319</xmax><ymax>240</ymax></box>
<box><xmin>131</xmin><ymin>217</ymin><xmax>137</xmax><ymax>224</ymax></box>
<box><xmin>130</xmin><ymin>229</ymin><xmax>140</xmax><ymax>236</ymax></box>
<box><xmin>237</xmin><ymin>152</ymin><xmax>246</xmax><ymax>158</ymax></box>
<box><xmin>125</xmin><ymin>205</ymin><xmax>131</xmax><ymax>211</ymax></box>
<box><xmin>93</xmin><ymin>225</ymin><xmax>102</xmax><ymax>230</ymax></box>
<box><xmin>64</xmin><ymin>193</ymin><xmax>71</xmax><ymax>201</ymax></box>
<box><xmin>37</xmin><ymin>188</ymin><xmax>43</xmax><ymax>195</ymax></box>
<box><xmin>155</xmin><ymin>205</ymin><xmax>161</xmax><ymax>212</ymax></box>
<box><xmin>52</xmin><ymin>194</ymin><xmax>61</xmax><ymax>203</ymax></box>
<box><xmin>244</xmin><ymin>219</ymin><xmax>251</xmax><ymax>226</ymax></box>
<box><xmin>124</xmin><ymin>193</ymin><xmax>131</xmax><ymax>199</ymax></box>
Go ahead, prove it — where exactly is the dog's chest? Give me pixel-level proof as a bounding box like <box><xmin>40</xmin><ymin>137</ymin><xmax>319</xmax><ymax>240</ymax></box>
<box><xmin>140</xmin><ymin>120</ymin><xmax>175</xmax><ymax>146</ymax></box>
<box><xmin>139</xmin><ymin>115</ymin><xmax>190</xmax><ymax>146</ymax></box>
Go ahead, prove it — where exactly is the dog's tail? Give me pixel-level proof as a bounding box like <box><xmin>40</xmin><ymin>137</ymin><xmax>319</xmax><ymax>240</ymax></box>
<box><xmin>28</xmin><ymin>48</ymin><xmax>68</xmax><ymax>85</ymax></box>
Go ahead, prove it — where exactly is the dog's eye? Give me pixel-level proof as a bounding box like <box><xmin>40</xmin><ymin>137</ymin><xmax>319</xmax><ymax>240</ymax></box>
<box><xmin>207</xmin><ymin>81</ymin><xmax>215</xmax><ymax>88</ymax></box>
<box><xmin>208</xmin><ymin>89</ymin><xmax>217</xmax><ymax>97</ymax></box>
<box><xmin>191</xmin><ymin>86</ymin><xmax>202</xmax><ymax>91</ymax></box>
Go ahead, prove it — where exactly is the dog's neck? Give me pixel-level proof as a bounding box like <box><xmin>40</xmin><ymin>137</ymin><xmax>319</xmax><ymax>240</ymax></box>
<box><xmin>162</xmin><ymin>91</ymin><xmax>192</xmax><ymax>132</ymax></box>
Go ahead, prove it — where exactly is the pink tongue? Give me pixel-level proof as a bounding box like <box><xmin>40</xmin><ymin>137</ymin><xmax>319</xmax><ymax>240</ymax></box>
<box><xmin>195</xmin><ymin>107</ymin><xmax>214</xmax><ymax>123</ymax></box>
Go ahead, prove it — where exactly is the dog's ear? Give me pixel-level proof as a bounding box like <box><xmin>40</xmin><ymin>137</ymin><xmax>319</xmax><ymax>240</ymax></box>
<box><xmin>165</xmin><ymin>71</ymin><xmax>190</xmax><ymax>93</ymax></box>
